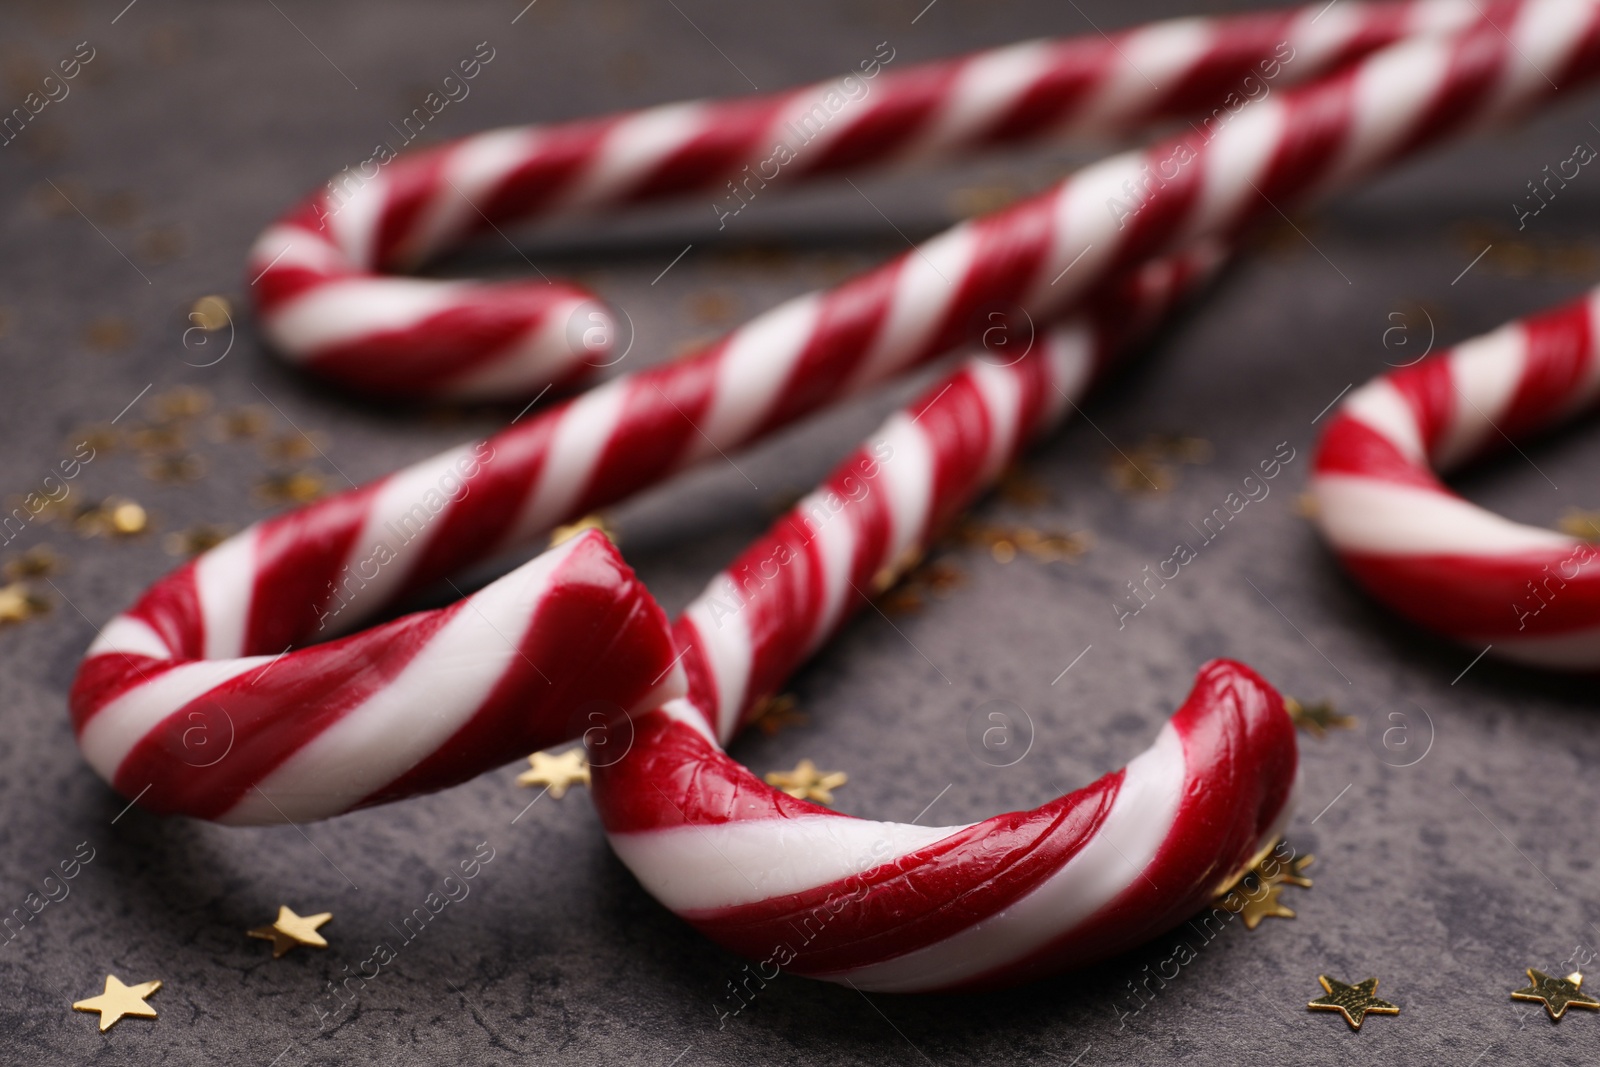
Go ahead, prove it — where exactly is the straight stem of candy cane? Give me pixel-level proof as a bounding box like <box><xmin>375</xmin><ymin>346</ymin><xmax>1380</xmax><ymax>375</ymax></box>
<box><xmin>248</xmin><ymin>0</ymin><xmax>1534</xmax><ymax>398</ymax></box>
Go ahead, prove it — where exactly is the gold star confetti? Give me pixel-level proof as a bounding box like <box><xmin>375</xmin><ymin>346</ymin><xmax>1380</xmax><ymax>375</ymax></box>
<box><xmin>96</xmin><ymin>189</ymin><xmax>141</xmax><ymax>226</ymax></box>
<box><xmin>1232</xmin><ymin>882</ymin><xmax>1297</xmax><ymax>930</ymax></box>
<box><xmin>142</xmin><ymin>453</ymin><xmax>207</xmax><ymax>484</ymax></box>
<box><xmin>248</xmin><ymin>905</ymin><xmax>332</xmax><ymax>959</ymax></box>
<box><xmin>1214</xmin><ymin>842</ymin><xmax>1313</xmax><ymax>928</ymax></box>
<box><xmin>1105</xmin><ymin>434</ymin><xmax>1211</xmax><ymax>495</ymax></box>
<box><xmin>84</xmin><ymin>317</ymin><xmax>133</xmax><ymax>352</ymax></box>
<box><xmin>210</xmin><ymin>405</ymin><xmax>271</xmax><ymax>441</ymax></box>
<box><xmin>997</xmin><ymin>467</ymin><xmax>1052</xmax><ymax>508</ymax></box>
<box><xmin>262</xmin><ymin>430</ymin><xmax>329</xmax><ymax>464</ymax></box>
<box><xmin>1308</xmin><ymin>975</ymin><xmax>1399</xmax><ymax>1031</ymax></box>
<box><xmin>1557</xmin><ymin>509</ymin><xmax>1600</xmax><ymax>541</ymax></box>
<box><xmin>871</xmin><ymin>544</ymin><xmax>925</xmax><ymax>595</ymax></box>
<box><xmin>0</xmin><ymin>582</ymin><xmax>49</xmax><ymax>625</ymax></box>
<box><xmin>948</xmin><ymin>184</ymin><xmax>1018</xmax><ymax>219</ymax></box>
<box><xmin>954</xmin><ymin>519</ymin><xmax>1090</xmax><ymax>564</ymax></box>
<box><xmin>549</xmin><ymin>514</ymin><xmax>616</xmax><ymax>548</ymax></box>
<box><xmin>34</xmin><ymin>178</ymin><xmax>85</xmax><ymax>219</ymax></box>
<box><xmin>1293</xmin><ymin>492</ymin><xmax>1320</xmax><ymax>519</ymax></box>
<box><xmin>1285</xmin><ymin>696</ymin><xmax>1355</xmax><ymax>738</ymax></box>
<box><xmin>72</xmin><ymin>975</ymin><xmax>161</xmax><ymax>1032</ymax></box>
<box><xmin>750</xmin><ymin>693</ymin><xmax>807</xmax><ymax>736</ymax></box>
<box><xmin>70</xmin><ymin>424</ymin><xmax>121</xmax><ymax>455</ymax></box>
<box><xmin>188</xmin><ymin>294</ymin><xmax>231</xmax><ymax>332</ymax></box>
<box><xmin>139</xmin><ymin>226</ymin><xmax>187</xmax><ymax>264</ymax></box>
<box><xmin>1511</xmin><ymin>969</ymin><xmax>1600</xmax><ymax>1021</ymax></box>
<box><xmin>765</xmin><ymin>758</ymin><xmax>848</xmax><ymax>804</ymax></box>
<box><xmin>72</xmin><ymin>499</ymin><xmax>149</xmax><ymax>538</ymax></box>
<box><xmin>128</xmin><ymin>423</ymin><xmax>186</xmax><ymax>454</ymax></box>
<box><xmin>516</xmin><ymin>748</ymin><xmax>591</xmax><ymax>798</ymax></box>
<box><xmin>255</xmin><ymin>470</ymin><xmax>327</xmax><ymax>506</ymax></box>
<box><xmin>107</xmin><ymin>500</ymin><xmax>149</xmax><ymax>536</ymax></box>
<box><xmin>1261</xmin><ymin>852</ymin><xmax>1315</xmax><ymax>889</ymax></box>
<box><xmin>152</xmin><ymin>386</ymin><xmax>212</xmax><ymax>422</ymax></box>
<box><xmin>3</xmin><ymin>545</ymin><xmax>60</xmax><ymax>580</ymax></box>
<box><xmin>163</xmin><ymin>524</ymin><xmax>232</xmax><ymax>558</ymax></box>
<box><xmin>688</xmin><ymin>290</ymin><xmax>738</xmax><ymax>325</ymax></box>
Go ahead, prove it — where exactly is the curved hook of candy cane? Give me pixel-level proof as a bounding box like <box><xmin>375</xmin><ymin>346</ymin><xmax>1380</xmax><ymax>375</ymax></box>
<box><xmin>69</xmin><ymin>529</ymin><xmax>684</xmax><ymax>825</ymax></box>
<box><xmin>591</xmin><ymin>323</ymin><xmax>1299</xmax><ymax>992</ymax></box>
<box><xmin>1311</xmin><ymin>286</ymin><xmax>1600</xmax><ymax>669</ymax></box>
<box><xmin>597</xmin><ymin>662</ymin><xmax>1297</xmax><ymax>993</ymax></box>
<box><xmin>244</xmin><ymin>0</ymin><xmax>1509</xmax><ymax>400</ymax></box>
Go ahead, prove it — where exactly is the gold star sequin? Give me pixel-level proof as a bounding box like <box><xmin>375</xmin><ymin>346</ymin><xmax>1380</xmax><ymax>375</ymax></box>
<box><xmin>142</xmin><ymin>453</ymin><xmax>207</xmax><ymax>484</ymax></box>
<box><xmin>0</xmin><ymin>582</ymin><xmax>49</xmax><ymax>625</ymax></box>
<box><xmin>187</xmin><ymin>295</ymin><xmax>231</xmax><ymax>332</ymax></box>
<box><xmin>73</xmin><ymin>975</ymin><xmax>161</xmax><ymax>1031</ymax></box>
<box><xmin>549</xmin><ymin>514</ymin><xmax>616</xmax><ymax>548</ymax></box>
<box><xmin>871</xmin><ymin>544</ymin><xmax>925</xmax><ymax>595</ymax></box>
<box><xmin>516</xmin><ymin>748</ymin><xmax>590</xmax><ymax>798</ymax></box>
<box><xmin>1558</xmin><ymin>509</ymin><xmax>1600</xmax><ymax>541</ymax></box>
<box><xmin>106</xmin><ymin>500</ymin><xmax>148</xmax><ymax>536</ymax></box>
<box><xmin>688</xmin><ymin>290</ymin><xmax>738</xmax><ymax>325</ymax></box>
<box><xmin>248</xmin><ymin>905</ymin><xmax>332</xmax><ymax>959</ymax></box>
<box><xmin>1105</xmin><ymin>435</ymin><xmax>1211</xmax><ymax>495</ymax></box>
<box><xmin>255</xmin><ymin>470</ymin><xmax>327</xmax><ymax>506</ymax></box>
<box><xmin>996</xmin><ymin>467</ymin><xmax>1052</xmax><ymax>507</ymax></box>
<box><xmin>1214</xmin><ymin>843</ymin><xmax>1314</xmax><ymax>928</ymax></box>
<box><xmin>1511</xmin><ymin>969</ymin><xmax>1600</xmax><ymax>1021</ymax></box>
<box><xmin>947</xmin><ymin>184</ymin><xmax>1018</xmax><ymax>219</ymax></box>
<box><xmin>3</xmin><ymin>545</ymin><xmax>60</xmax><ymax>580</ymax></box>
<box><xmin>163</xmin><ymin>524</ymin><xmax>233</xmax><ymax>558</ymax></box>
<box><xmin>765</xmin><ymin>759</ymin><xmax>847</xmax><ymax>804</ymax></box>
<box><xmin>128</xmin><ymin>423</ymin><xmax>186</xmax><ymax>454</ymax></box>
<box><xmin>84</xmin><ymin>317</ymin><xmax>133</xmax><ymax>352</ymax></box>
<box><xmin>1307</xmin><ymin>975</ymin><xmax>1399</xmax><ymax>1031</ymax></box>
<box><xmin>262</xmin><ymin>431</ymin><xmax>330</xmax><ymax>464</ymax></box>
<box><xmin>750</xmin><ymin>693</ymin><xmax>807</xmax><ymax>736</ymax></box>
<box><xmin>71</xmin><ymin>424</ymin><xmax>121</xmax><ymax>455</ymax></box>
<box><xmin>1233</xmin><ymin>882</ymin><xmax>1297</xmax><ymax>930</ymax></box>
<box><xmin>1285</xmin><ymin>696</ymin><xmax>1355</xmax><ymax>738</ymax></box>
<box><xmin>152</xmin><ymin>386</ymin><xmax>212</xmax><ymax>422</ymax></box>
<box><xmin>210</xmin><ymin>405</ymin><xmax>271</xmax><ymax>441</ymax></box>
<box><xmin>954</xmin><ymin>519</ymin><xmax>1090</xmax><ymax>565</ymax></box>
<box><xmin>1261</xmin><ymin>852</ymin><xmax>1315</xmax><ymax>889</ymax></box>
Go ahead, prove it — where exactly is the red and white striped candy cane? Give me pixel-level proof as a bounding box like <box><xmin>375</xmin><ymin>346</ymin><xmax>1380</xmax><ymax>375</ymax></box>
<box><xmin>247</xmin><ymin>0</ymin><xmax>1532</xmax><ymax>400</ymax></box>
<box><xmin>592</xmin><ymin>309</ymin><xmax>1299</xmax><ymax>993</ymax></box>
<box><xmin>1312</xmin><ymin>288</ymin><xmax>1600</xmax><ymax>669</ymax></box>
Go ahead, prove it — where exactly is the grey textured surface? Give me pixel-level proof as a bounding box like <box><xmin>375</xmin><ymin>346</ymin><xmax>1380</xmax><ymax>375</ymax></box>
<box><xmin>2</xmin><ymin>1</ymin><xmax>1599</xmax><ymax>1064</ymax></box>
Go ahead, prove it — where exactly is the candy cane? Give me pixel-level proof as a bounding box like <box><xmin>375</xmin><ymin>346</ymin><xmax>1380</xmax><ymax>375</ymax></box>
<box><xmin>591</xmin><ymin>316</ymin><xmax>1300</xmax><ymax>993</ymax></box>
<box><xmin>247</xmin><ymin>0</ymin><xmax>1536</xmax><ymax>400</ymax></box>
<box><xmin>74</xmin><ymin>1</ymin><xmax>1600</xmax><ymax>823</ymax></box>
<box><xmin>1312</xmin><ymin>287</ymin><xmax>1600</xmax><ymax>669</ymax></box>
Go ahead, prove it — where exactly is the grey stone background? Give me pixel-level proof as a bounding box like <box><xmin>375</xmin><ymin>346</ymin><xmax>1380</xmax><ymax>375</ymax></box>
<box><xmin>1</xmin><ymin>0</ymin><xmax>1598</xmax><ymax>1064</ymax></box>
